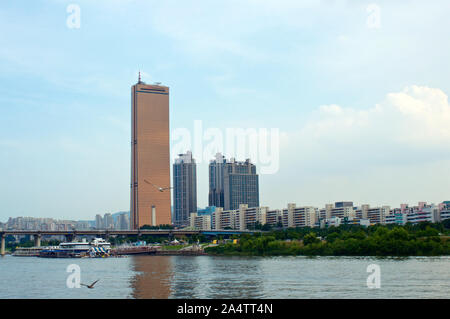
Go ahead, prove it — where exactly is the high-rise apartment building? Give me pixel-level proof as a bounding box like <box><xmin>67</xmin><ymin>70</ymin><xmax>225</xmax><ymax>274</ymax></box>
<box><xmin>224</xmin><ymin>158</ymin><xmax>259</xmax><ymax>210</ymax></box>
<box><xmin>117</xmin><ymin>213</ymin><xmax>130</xmax><ymax>230</ymax></box>
<box><xmin>130</xmin><ymin>76</ymin><xmax>171</xmax><ymax>229</ymax></box>
<box><xmin>95</xmin><ymin>214</ymin><xmax>103</xmax><ymax>229</ymax></box>
<box><xmin>208</xmin><ymin>153</ymin><xmax>259</xmax><ymax>210</ymax></box>
<box><xmin>103</xmin><ymin>213</ymin><xmax>114</xmax><ymax>229</ymax></box>
<box><xmin>173</xmin><ymin>151</ymin><xmax>197</xmax><ymax>227</ymax></box>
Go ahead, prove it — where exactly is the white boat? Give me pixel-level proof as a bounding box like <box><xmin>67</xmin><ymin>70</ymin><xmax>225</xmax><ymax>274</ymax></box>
<box><xmin>88</xmin><ymin>238</ymin><xmax>111</xmax><ymax>257</ymax></box>
<box><xmin>39</xmin><ymin>238</ymin><xmax>111</xmax><ymax>258</ymax></box>
<box><xmin>12</xmin><ymin>247</ymin><xmax>44</xmax><ymax>257</ymax></box>
<box><xmin>90</xmin><ymin>238</ymin><xmax>111</xmax><ymax>250</ymax></box>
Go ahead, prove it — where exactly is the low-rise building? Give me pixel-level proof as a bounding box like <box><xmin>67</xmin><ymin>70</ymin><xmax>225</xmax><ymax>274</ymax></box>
<box><xmin>190</xmin><ymin>213</ymin><xmax>212</xmax><ymax>230</ymax></box>
<box><xmin>367</xmin><ymin>206</ymin><xmax>390</xmax><ymax>225</ymax></box>
<box><xmin>266</xmin><ymin>209</ymin><xmax>282</xmax><ymax>227</ymax></box>
<box><xmin>440</xmin><ymin>201</ymin><xmax>450</xmax><ymax>221</ymax></box>
<box><xmin>407</xmin><ymin>203</ymin><xmax>440</xmax><ymax>224</ymax></box>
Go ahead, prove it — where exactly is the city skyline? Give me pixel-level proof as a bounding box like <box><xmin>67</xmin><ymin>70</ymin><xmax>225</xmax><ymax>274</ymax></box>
<box><xmin>4</xmin><ymin>199</ymin><xmax>450</xmax><ymax>229</ymax></box>
<box><xmin>1</xmin><ymin>1</ymin><xmax>450</xmax><ymax>221</ymax></box>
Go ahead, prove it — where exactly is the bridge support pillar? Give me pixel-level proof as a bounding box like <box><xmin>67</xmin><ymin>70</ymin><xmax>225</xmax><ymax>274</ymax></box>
<box><xmin>34</xmin><ymin>234</ymin><xmax>41</xmax><ymax>247</ymax></box>
<box><xmin>1</xmin><ymin>234</ymin><xmax>5</xmax><ymax>256</ymax></box>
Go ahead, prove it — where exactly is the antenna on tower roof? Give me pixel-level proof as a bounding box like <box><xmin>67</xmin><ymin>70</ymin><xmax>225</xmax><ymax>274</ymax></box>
<box><xmin>138</xmin><ymin>71</ymin><xmax>142</xmax><ymax>84</ymax></box>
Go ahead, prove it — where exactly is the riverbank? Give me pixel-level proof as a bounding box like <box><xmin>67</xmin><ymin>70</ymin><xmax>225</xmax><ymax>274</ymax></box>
<box><xmin>205</xmin><ymin>222</ymin><xmax>450</xmax><ymax>257</ymax></box>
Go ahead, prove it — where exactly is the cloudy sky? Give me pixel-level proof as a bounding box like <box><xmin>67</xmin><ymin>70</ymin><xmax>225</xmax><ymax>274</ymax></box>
<box><xmin>1</xmin><ymin>0</ymin><xmax>450</xmax><ymax>221</ymax></box>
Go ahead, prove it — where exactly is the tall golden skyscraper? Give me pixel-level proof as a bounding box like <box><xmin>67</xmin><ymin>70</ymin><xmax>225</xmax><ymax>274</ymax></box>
<box><xmin>130</xmin><ymin>76</ymin><xmax>171</xmax><ymax>229</ymax></box>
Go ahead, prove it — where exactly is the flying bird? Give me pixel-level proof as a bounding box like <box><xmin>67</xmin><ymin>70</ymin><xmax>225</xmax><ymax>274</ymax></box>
<box><xmin>81</xmin><ymin>279</ymin><xmax>99</xmax><ymax>289</ymax></box>
<box><xmin>144</xmin><ymin>179</ymin><xmax>173</xmax><ymax>192</ymax></box>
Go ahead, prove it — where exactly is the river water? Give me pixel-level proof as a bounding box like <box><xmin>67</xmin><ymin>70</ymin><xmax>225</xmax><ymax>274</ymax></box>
<box><xmin>0</xmin><ymin>255</ymin><xmax>448</xmax><ymax>298</ymax></box>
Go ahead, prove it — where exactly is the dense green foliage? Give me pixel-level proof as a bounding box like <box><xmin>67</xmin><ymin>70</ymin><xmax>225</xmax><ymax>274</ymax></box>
<box><xmin>205</xmin><ymin>221</ymin><xmax>450</xmax><ymax>257</ymax></box>
<box><xmin>5</xmin><ymin>236</ymin><xmax>61</xmax><ymax>252</ymax></box>
<box><xmin>109</xmin><ymin>233</ymin><xmax>208</xmax><ymax>245</ymax></box>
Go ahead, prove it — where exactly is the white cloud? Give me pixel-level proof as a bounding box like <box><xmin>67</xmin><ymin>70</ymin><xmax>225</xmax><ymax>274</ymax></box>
<box><xmin>294</xmin><ymin>85</ymin><xmax>450</xmax><ymax>153</ymax></box>
<box><xmin>262</xmin><ymin>85</ymin><xmax>450</xmax><ymax>209</ymax></box>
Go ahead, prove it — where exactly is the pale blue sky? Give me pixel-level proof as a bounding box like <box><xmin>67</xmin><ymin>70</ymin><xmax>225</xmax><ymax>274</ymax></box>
<box><xmin>1</xmin><ymin>0</ymin><xmax>450</xmax><ymax>221</ymax></box>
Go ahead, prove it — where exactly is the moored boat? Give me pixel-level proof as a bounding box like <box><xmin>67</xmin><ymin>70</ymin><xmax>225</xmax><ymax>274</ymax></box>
<box><xmin>12</xmin><ymin>247</ymin><xmax>44</xmax><ymax>257</ymax></box>
<box><xmin>39</xmin><ymin>238</ymin><xmax>111</xmax><ymax>258</ymax></box>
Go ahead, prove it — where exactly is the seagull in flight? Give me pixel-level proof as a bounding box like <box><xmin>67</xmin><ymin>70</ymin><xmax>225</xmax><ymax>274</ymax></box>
<box><xmin>144</xmin><ymin>179</ymin><xmax>173</xmax><ymax>192</ymax></box>
<box><xmin>81</xmin><ymin>279</ymin><xmax>99</xmax><ymax>289</ymax></box>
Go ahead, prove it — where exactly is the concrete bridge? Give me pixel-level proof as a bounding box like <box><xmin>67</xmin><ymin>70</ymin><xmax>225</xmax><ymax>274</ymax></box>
<box><xmin>0</xmin><ymin>229</ymin><xmax>260</xmax><ymax>255</ymax></box>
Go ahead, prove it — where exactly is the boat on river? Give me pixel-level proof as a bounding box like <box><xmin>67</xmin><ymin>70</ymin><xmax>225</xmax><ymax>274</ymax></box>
<box><xmin>39</xmin><ymin>238</ymin><xmax>111</xmax><ymax>258</ymax></box>
<box><xmin>12</xmin><ymin>247</ymin><xmax>44</xmax><ymax>257</ymax></box>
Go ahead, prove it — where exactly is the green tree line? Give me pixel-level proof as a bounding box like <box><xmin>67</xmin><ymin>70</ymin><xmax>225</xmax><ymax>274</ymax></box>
<box><xmin>205</xmin><ymin>220</ymin><xmax>450</xmax><ymax>257</ymax></box>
